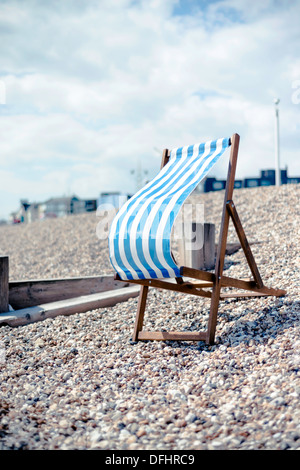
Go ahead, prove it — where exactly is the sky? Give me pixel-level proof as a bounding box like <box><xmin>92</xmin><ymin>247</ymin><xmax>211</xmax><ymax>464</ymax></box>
<box><xmin>0</xmin><ymin>0</ymin><xmax>299</xmax><ymax>220</ymax></box>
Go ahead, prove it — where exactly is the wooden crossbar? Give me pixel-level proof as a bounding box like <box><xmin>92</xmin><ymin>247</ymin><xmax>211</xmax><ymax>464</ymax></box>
<box><xmin>179</xmin><ymin>267</ymin><xmax>286</xmax><ymax>296</ymax></box>
<box><xmin>122</xmin><ymin>277</ymin><xmax>212</xmax><ymax>298</ymax></box>
<box><xmin>121</xmin><ymin>271</ymin><xmax>286</xmax><ymax>298</ymax></box>
<box><xmin>137</xmin><ymin>331</ymin><xmax>207</xmax><ymax>342</ymax></box>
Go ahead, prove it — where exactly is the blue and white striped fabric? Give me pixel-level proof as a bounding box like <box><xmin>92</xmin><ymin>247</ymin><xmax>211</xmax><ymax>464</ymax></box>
<box><xmin>109</xmin><ymin>137</ymin><xmax>231</xmax><ymax>280</ymax></box>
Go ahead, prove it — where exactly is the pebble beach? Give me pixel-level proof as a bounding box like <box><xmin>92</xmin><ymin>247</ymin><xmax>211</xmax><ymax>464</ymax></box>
<box><xmin>0</xmin><ymin>184</ymin><xmax>299</xmax><ymax>450</ymax></box>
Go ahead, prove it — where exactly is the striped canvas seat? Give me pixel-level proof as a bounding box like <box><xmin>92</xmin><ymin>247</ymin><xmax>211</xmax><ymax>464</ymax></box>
<box><xmin>109</xmin><ymin>137</ymin><xmax>231</xmax><ymax>281</ymax></box>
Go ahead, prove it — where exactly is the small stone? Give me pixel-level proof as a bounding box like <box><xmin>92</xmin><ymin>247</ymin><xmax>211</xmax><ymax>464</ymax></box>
<box><xmin>175</xmin><ymin>419</ymin><xmax>187</xmax><ymax>428</ymax></box>
<box><xmin>186</xmin><ymin>413</ymin><xmax>197</xmax><ymax>424</ymax></box>
<box><xmin>136</xmin><ymin>428</ymin><xmax>147</xmax><ymax>438</ymax></box>
<box><xmin>98</xmin><ymin>440</ymin><xmax>110</xmax><ymax>449</ymax></box>
<box><xmin>59</xmin><ymin>419</ymin><xmax>69</xmax><ymax>429</ymax></box>
<box><xmin>34</xmin><ymin>338</ymin><xmax>44</xmax><ymax>348</ymax></box>
<box><xmin>163</xmin><ymin>435</ymin><xmax>175</xmax><ymax>443</ymax></box>
<box><xmin>90</xmin><ymin>430</ymin><xmax>103</xmax><ymax>444</ymax></box>
<box><xmin>209</xmin><ymin>440</ymin><xmax>225</xmax><ymax>450</ymax></box>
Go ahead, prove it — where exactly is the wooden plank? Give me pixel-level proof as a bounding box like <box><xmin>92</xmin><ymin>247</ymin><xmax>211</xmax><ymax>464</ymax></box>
<box><xmin>178</xmin><ymin>222</ymin><xmax>216</xmax><ymax>270</ymax></box>
<box><xmin>221</xmin><ymin>284</ymin><xmax>286</xmax><ymax>297</ymax></box>
<box><xmin>180</xmin><ymin>266</ymin><xmax>216</xmax><ymax>283</ymax></box>
<box><xmin>220</xmin><ymin>291</ymin><xmax>284</xmax><ymax>299</ymax></box>
<box><xmin>137</xmin><ymin>330</ymin><xmax>207</xmax><ymax>342</ymax></box>
<box><xmin>9</xmin><ymin>274</ymin><xmax>129</xmax><ymax>309</ymax></box>
<box><xmin>0</xmin><ymin>256</ymin><xmax>9</xmax><ymax>313</ymax></box>
<box><xmin>0</xmin><ymin>285</ymin><xmax>140</xmax><ymax>327</ymax></box>
<box><xmin>221</xmin><ymin>276</ymin><xmax>257</xmax><ymax>290</ymax></box>
<box><xmin>220</xmin><ymin>276</ymin><xmax>285</xmax><ymax>296</ymax></box>
<box><xmin>202</xmin><ymin>223</ymin><xmax>215</xmax><ymax>268</ymax></box>
<box><xmin>182</xmin><ymin>279</ymin><xmax>213</xmax><ymax>288</ymax></box>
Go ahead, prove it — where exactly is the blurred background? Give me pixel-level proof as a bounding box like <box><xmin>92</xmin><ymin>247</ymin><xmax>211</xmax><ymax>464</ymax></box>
<box><xmin>0</xmin><ymin>0</ymin><xmax>299</xmax><ymax>222</ymax></box>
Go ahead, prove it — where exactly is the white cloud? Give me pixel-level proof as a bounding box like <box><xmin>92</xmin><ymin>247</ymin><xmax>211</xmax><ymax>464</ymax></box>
<box><xmin>0</xmin><ymin>0</ymin><xmax>299</xmax><ymax>219</ymax></box>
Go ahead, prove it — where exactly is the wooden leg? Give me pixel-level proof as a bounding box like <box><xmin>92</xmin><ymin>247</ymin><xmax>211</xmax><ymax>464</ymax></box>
<box><xmin>227</xmin><ymin>200</ymin><xmax>263</xmax><ymax>288</ymax></box>
<box><xmin>206</xmin><ymin>238</ymin><xmax>227</xmax><ymax>344</ymax></box>
<box><xmin>206</xmin><ymin>134</ymin><xmax>240</xmax><ymax>345</ymax></box>
<box><xmin>206</xmin><ymin>281</ymin><xmax>221</xmax><ymax>345</ymax></box>
<box><xmin>132</xmin><ymin>285</ymin><xmax>148</xmax><ymax>341</ymax></box>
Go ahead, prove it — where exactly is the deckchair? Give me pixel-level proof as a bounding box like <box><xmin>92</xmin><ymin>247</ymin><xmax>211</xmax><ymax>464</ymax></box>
<box><xmin>109</xmin><ymin>133</ymin><xmax>286</xmax><ymax>344</ymax></box>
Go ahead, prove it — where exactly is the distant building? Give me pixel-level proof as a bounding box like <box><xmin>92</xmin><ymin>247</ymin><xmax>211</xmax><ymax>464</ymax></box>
<box><xmin>70</xmin><ymin>197</ymin><xmax>97</xmax><ymax>215</ymax></box>
<box><xmin>97</xmin><ymin>192</ymin><xmax>129</xmax><ymax>210</ymax></box>
<box><xmin>44</xmin><ymin>196</ymin><xmax>76</xmax><ymax>218</ymax></box>
<box><xmin>203</xmin><ymin>167</ymin><xmax>300</xmax><ymax>193</ymax></box>
<box><xmin>203</xmin><ymin>178</ymin><xmax>243</xmax><ymax>192</ymax></box>
<box><xmin>83</xmin><ymin>199</ymin><xmax>97</xmax><ymax>212</ymax></box>
<box><xmin>12</xmin><ymin>199</ymin><xmax>45</xmax><ymax>224</ymax></box>
<box><xmin>43</xmin><ymin>196</ymin><xmax>97</xmax><ymax>218</ymax></box>
<box><xmin>10</xmin><ymin>195</ymin><xmax>97</xmax><ymax>224</ymax></box>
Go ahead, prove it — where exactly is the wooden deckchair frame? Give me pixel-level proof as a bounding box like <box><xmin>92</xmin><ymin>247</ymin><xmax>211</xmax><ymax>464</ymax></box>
<box><xmin>115</xmin><ymin>133</ymin><xmax>286</xmax><ymax>344</ymax></box>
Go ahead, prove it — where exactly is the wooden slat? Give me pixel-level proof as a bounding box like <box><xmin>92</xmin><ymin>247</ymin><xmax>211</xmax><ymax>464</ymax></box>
<box><xmin>178</xmin><ymin>222</ymin><xmax>215</xmax><ymax>270</ymax></box>
<box><xmin>180</xmin><ymin>266</ymin><xmax>216</xmax><ymax>283</ymax></box>
<box><xmin>0</xmin><ymin>286</ymin><xmax>140</xmax><ymax>327</ymax></box>
<box><xmin>220</xmin><ymin>291</ymin><xmax>283</xmax><ymax>299</ymax></box>
<box><xmin>183</xmin><ymin>279</ymin><xmax>213</xmax><ymax>288</ymax></box>
<box><xmin>137</xmin><ymin>330</ymin><xmax>207</xmax><ymax>342</ymax></box>
<box><xmin>221</xmin><ymin>276</ymin><xmax>257</xmax><ymax>290</ymax></box>
<box><xmin>0</xmin><ymin>256</ymin><xmax>9</xmax><ymax>313</ymax></box>
<box><xmin>9</xmin><ymin>274</ymin><xmax>128</xmax><ymax>309</ymax></box>
<box><xmin>221</xmin><ymin>277</ymin><xmax>286</xmax><ymax>296</ymax></box>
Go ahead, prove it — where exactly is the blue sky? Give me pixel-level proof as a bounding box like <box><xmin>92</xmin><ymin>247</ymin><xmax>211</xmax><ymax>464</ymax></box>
<box><xmin>0</xmin><ymin>0</ymin><xmax>300</xmax><ymax>219</ymax></box>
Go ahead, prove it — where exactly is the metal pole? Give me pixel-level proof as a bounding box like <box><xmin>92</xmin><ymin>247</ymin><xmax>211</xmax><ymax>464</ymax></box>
<box><xmin>274</xmin><ymin>98</ymin><xmax>280</xmax><ymax>186</ymax></box>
